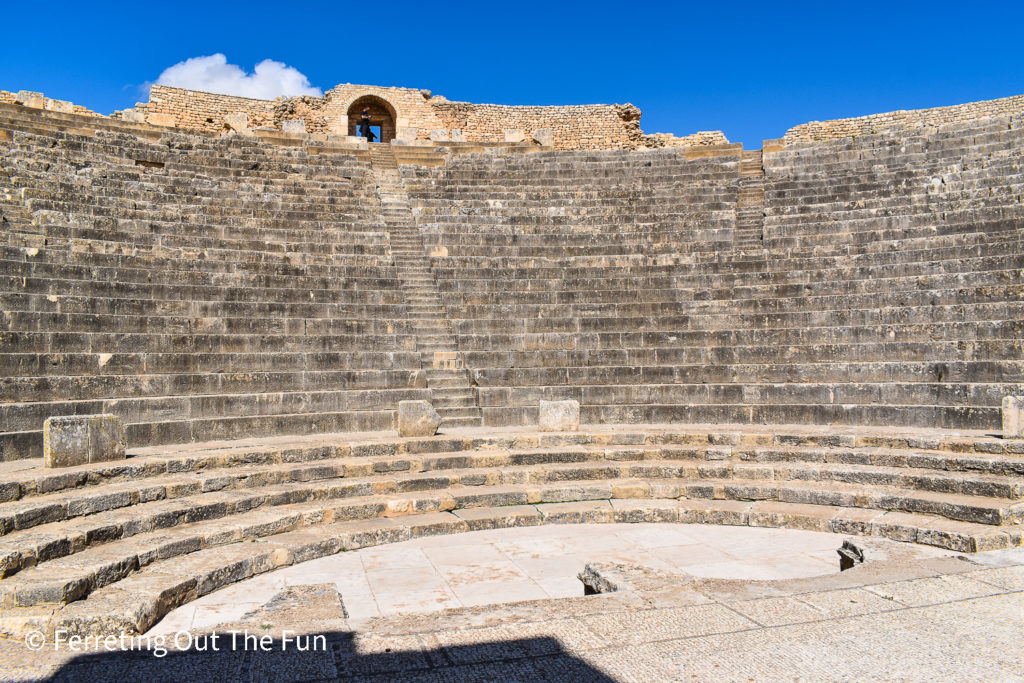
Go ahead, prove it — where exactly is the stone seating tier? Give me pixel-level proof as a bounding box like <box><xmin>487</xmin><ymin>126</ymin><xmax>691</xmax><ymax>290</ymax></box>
<box><xmin>1</xmin><ymin>106</ymin><xmax>1022</xmax><ymax>461</ymax></box>
<box><xmin>399</xmin><ymin>117</ymin><xmax>1021</xmax><ymax>433</ymax></box>
<box><xmin>0</xmin><ymin>127</ymin><xmax>425</xmax><ymax>460</ymax></box>
<box><xmin>763</xmin><ymin>116</ymin><xmax>1024</xmax><ymax>249</ymax></box>
<box><xmin>0</xmin><ymin>426</ymin><xmax>1019</xmax><ymax>639</ymax></box>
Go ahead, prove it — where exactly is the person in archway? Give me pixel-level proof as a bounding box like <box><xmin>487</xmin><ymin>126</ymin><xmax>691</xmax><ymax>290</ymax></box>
<box><xmin>358</xmin><ymin>107</ymin><xmax>376</xmax><ymax>142</ymax></box>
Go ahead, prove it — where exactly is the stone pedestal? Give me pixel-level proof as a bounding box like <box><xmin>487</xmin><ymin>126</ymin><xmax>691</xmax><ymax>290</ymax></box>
<box><xmin>1003</xmin><ymin>396</ymin><xmax>1024</xmax><ymax>439</ymax></box>
<box><xmin>539</xmin><ymin>400</ymin><xmax>580</xmax><ymax>432</ymax></box>
<box><xmin>281</xmin><ymin>119</ymin><xmax>307</xmax><ymax>134</ymax></box>
<box><xmin>44</xmin><ymin>414</ymin><xmax>126</xmax><ymax>468</ymax></box>
<box><xmin>398</xmin><ymin>401</ymin><xmax>442</xmax><ymax>437</ymax></box>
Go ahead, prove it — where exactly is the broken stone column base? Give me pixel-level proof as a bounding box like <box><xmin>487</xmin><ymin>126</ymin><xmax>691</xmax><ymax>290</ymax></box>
<box><xmin>539</xmin><ymin>400</ymin><xmax>580</xmax><ymax>432</ymax></box>
<box><xmin>398</xmin><ymin>401</ymin><xmax>442</xmax><ymax>437</ymax></box>
<box><xmin>43</xmin><ymin>414</ymin><xmax>126</xmax><ymax>468</ymax></box>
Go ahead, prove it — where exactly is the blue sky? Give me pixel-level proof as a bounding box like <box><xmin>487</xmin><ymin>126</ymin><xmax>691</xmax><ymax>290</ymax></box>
<box><xmin>2</xmin><ymin>1</ymin><xmax>1022</xmax><ymax>148</ymax></box>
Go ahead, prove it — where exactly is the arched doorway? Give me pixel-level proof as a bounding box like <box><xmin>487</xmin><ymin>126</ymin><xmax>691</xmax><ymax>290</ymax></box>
<box><xmin>347</xmin><ymin>96</ymin><xmax>397</xmax><ymax>144</ymax></box>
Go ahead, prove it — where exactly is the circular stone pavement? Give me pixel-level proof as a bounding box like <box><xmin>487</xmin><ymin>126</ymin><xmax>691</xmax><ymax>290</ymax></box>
<box><xmin>148</xmin><ymin>523</ymin><xmax>951</xmax><ymax>635</ymax></box>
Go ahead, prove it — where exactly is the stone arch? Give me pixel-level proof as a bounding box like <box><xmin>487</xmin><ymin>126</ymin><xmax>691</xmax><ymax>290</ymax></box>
<box><xmin>346</xmin><ymin>95</ymin><xmax>398</xmax><ymax>143</ymax></box>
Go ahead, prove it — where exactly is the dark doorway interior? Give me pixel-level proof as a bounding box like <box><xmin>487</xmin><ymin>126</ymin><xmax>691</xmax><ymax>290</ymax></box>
<box><xmin>347</xmin><ymin>96</ymin><xmax>396</xmax><ymax>143</ymax></box>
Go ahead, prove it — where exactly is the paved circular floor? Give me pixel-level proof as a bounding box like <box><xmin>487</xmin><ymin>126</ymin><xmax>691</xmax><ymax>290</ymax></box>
<box><xmin>148</xmin><ymin>523</ymin><xmax>951</xmax><ymax>636</ymax></box>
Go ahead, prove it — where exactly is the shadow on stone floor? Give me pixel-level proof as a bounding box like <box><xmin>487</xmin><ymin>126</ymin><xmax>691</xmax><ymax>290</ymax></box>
<box><xmin>46</xmin><ymin>631</ymin><xmax>616</xmax><ymax>682</ymax></box>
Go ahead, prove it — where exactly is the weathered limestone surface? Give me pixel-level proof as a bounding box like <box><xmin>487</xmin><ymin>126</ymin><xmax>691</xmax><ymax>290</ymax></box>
<box><xmin>43</xmin><ymin>415</ymin><xmax>125</xmax><ymax>468</ymax></box>
<box><xmin>398</xmin><ymin>400</ymin><xmax>442</xmax><ymax>437</ymax></box>
<box><xmin>539</xmin><ymin>400</ymin><xmax>580</xmax><ymax>432</ymax></box>
<box><xmin>1004</xmin><ymin>396</ymin><xmax>1024</xmax><ymax>439</ymax></box>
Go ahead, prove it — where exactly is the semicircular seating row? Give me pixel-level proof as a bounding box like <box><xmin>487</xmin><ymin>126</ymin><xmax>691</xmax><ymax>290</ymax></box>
<box><xmin>0</xmin><ymin>425</ymin><xmax>1021</xmax><ymax>638</ymax></box>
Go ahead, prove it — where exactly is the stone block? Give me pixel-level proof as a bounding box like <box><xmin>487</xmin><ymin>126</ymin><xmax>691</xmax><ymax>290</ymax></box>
<box><xmin>45</xmin><ymin>99</ymin><xmax>73</xmax><ymax>114</ymax></box>
<box><xmin>398</xmin><ymin>400</ymin><xmax>441</xmax><ymax>437</ymax></box>
<box><xmin>1003</xmin><ymin>396</ymin><xmax>1024</xmax><ymax>439</ymax></box>
<box><xmin>504</xmin><ymin>129</ymin><xmax>526</xmax><ymax>143</ymax></box>
<box><xmin>532</xmin><ymin>128</ymin><xmax>554</xmax><ymax>146</ymax></box>
<box><xmin>224</xmin><ymin>113</ymin><xmax>253</xmax><ymax>135</ymax></box>
<box><xmin>281</xmin><ymin>119</ymin><xmax>306</xmax><ymax>134</ymax></box>
<box><xmin>43</xmin><ymin>415</ymin><xmax>126</xmax><ymax>468</ymax></box>
<box><xmin>396</xmin><ymin>126</ymin><xmax>419</xmax><ymax>141</ymax></box>
<box><xmin>120</xmin><ymin>109</ymin><xmax>145</xmax><ymax>123</ymax></box>
<box><xmin>451</xmin><ymin>129</ymin><xmax>466</xmax><ymax>142</ymax></box>
<box><xmin>15</xmin><ymin>91</ymin><xmax>44</xmax><ymax>108</ymax></box>
<box><xmin>539</xmin><ymin>399</ymin><xmax>580</xmax><ymax>432</ymax></box>
<box><xmin>429</xmin><ymin>130</ymin><xmax>450</xmax><ymax>142</ymax></box>
<box><xmin>146</xmin><ymin>112</ymin><xmax>176</xmax><ymax>128</ymax></box>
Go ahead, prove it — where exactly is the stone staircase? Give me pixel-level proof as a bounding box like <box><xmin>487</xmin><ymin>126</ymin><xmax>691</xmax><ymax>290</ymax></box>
<box><xmin>369</xmin><ymin>144</ymin><xmax>482</xmax><ymax>428</ymax></box>
<box><xmin>0</xmin><ymin>424</ymin><xmax>1020</xmax><ymax>638</ymax></box>
<box><xmin>736</xmin><ymin>149</ymin><xmax>765</xmax><ymax>250</ymax></box>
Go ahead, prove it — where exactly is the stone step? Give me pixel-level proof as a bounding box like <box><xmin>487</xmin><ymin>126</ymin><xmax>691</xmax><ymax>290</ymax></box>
<box><xmin>4</xmin><ymin>428</ymin><xmax>1022</xmax><ymax>509</ymax></box>
<box><xmin>436</xmin><ymin>406</ymin><xmax>484</xmax><ymax>419</ymax></box>
<box><xmin>436</xmin><ymin>416</ymin><xmax>483</xmax><ymax>428</ymax></box>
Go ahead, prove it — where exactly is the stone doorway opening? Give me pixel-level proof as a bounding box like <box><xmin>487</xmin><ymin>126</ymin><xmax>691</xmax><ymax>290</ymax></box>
<box><xmin>347</xmin><ymin>96</ymin><xmax>397</xmax><ymax>143</ymax></box>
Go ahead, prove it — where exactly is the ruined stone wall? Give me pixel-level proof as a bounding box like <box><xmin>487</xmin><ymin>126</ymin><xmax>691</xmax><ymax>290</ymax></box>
<box><xmin>430</xmin><ymin>100</ymin><xmax>642</xmax><ymax>150</ymax></box>
<box><xmin>784</xmin><ymin>93</ymin><xmax>1024</xmax><ymax>142</ymax></box>
<box><xmin>136</xmin><ymin>85</ymin><xmax>277</xmax><ymax>132</ymax></box>
<box><xmin>135</xmin><ymin>84</ymin><xmax>649</xmax><ymax>149</ymax></box>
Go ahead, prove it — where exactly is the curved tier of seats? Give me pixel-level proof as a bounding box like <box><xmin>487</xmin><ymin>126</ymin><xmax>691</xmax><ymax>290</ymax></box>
<box><xmin>0</xmin><ymin>123</ymin><xmax>427</xmax><ymax>459</ymax></box>
<box><xmin>401</xmin><ymin>117</ymin><xmax>1024</xmax><ymax>430</ymax></box>
<box><xmin>0</xmin><ymin>424</ymin><xmax>1020</xmax><ymax>638</ymax></box>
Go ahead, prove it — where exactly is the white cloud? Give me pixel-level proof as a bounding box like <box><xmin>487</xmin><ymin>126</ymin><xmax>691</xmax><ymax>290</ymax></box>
<box><xmin>155</xmin><ymin>54</ymin><xmax>322</xmax><ymax>99</ymax></box>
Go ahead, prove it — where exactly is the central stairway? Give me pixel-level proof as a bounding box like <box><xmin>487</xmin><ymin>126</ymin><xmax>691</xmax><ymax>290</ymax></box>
<box><xmin>736</xmin><ymin>149</ymin><xmax>765</xmax><ymax>250</ymax></box>
<box><xmin>369</xmin><ymin>144</ymin><xmax>482</xmax><ymax>428</ymax></box>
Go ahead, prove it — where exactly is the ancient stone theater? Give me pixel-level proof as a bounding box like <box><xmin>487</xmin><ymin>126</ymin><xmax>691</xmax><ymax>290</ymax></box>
<box><xmin>0</xmin><ymin>81</ymin><xmax>1022</xmax><ymax>678</ymax></box>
